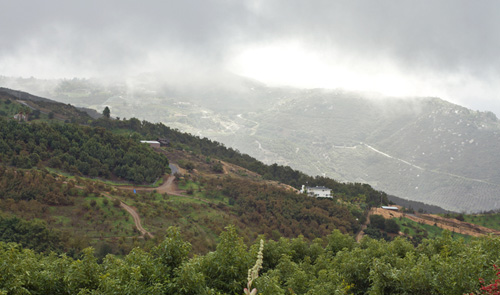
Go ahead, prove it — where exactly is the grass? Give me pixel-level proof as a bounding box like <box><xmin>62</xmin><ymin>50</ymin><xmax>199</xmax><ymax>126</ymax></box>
<box><xmin>114</xmin><ymin>188</ymin><xmax>232</xmax><ymax>253</ymax></box>
<box><xmin>463</xmin><ymin>213</ymin><xmax>500</xmax><ymax>231</ymax></box>
<box><xmin>166</xmin><ymin>194</ymin><xmax>208</xmax><ymax>205</ymax></box>
<box><xmin>178</xmin><ymin>180</ymin><xmax>200</xmax><ymax>191</ymax></box>
<box><xmin>394</xmin><ymin>217</ymin><xmax>472</xmax><ymax>242</ymax></box>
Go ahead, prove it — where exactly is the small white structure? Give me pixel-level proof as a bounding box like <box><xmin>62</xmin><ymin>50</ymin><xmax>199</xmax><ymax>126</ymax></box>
<box><xmin>301</xmin><ymin>185</ymin><xmax>332</xmax><ymax>198</ymax></box>
<box><xmin>13</xmin><ymin>113</ymin><xmax>28</xmax><ymax>122</ymax></box>
<box><xmin>381</xmin><ymin>206</ymin><xmax>399</xmax><ymax>211</ymax></box>
<box><xmin>140</xmin><ymin>140</ymin><xmax>161</xmax><ymax>149</ymax></box>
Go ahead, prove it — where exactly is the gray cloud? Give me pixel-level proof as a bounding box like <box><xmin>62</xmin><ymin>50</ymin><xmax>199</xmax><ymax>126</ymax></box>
<box><xmin>1</xmin><ymin>0</ymin><xmax>499</xmax><ymax>115</ymax></box>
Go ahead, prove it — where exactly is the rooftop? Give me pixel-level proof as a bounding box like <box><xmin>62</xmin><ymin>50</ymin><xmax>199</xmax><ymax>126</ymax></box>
<box><xmin>307</xmin><ymin>186</ymin><xmax>330</xmax><ymax>190</ymax></box>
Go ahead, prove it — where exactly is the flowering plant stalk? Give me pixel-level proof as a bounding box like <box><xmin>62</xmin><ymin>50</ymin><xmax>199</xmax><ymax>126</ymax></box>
<box><xmin>244</xmin><ymin>239</ymin><xmax>264</xmax><ymax>295</ymax></box>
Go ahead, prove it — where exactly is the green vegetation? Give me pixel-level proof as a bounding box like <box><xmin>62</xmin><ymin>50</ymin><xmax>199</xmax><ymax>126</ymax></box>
<box><xmin>394</xmin><ymin>217</ymin><xmax>471</xmax><ymax>245</ymax></box>
<box><xmin>0</xmin><ymin>97</ymin><xmax>21</xmax><ymax>117</ymax></box>
<box><xmin>1</xmin><ymin>226</ymin><xmax>499</xmax><ymax>294</ymax></box>
<box><xmin>0</xmin><ymin>214</ymin><xmax>65</xmax><ymax>253</ymax></box>
<box><xmin>0</xmin><ymin>165</ymin><xmax>150</xmax><ymax>255</ymax></box>
<box><xmin>363</xmin><ymin>215</ymin><xmax>402</xmax><ymax>241</ymax></box>
<box><xmin>460</xmin><ymin>213</ymin><xmax>500</xmax><ymax>231</ymax></box>
<box><xmin>0</xmin><ymin>118</ymin><xmax>169</xmax><ymax>183</ymax></box>
<box><xmin>2</xmin><ymin>89</ymin><xmax>500</xmax><ymax>294</ymax></box>
<box><xmin>103</xmin><ymin>106</ymin><xmax>110</xmax><ymax>118</ymax></box>
<box><xmin>92</xmin><ymin>117</ymin><xmax>390</xmax><ymax>208</ymax></box>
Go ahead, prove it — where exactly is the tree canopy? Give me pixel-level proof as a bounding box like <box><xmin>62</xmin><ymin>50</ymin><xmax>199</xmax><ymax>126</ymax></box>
<box><xmin>0</xmin><ymin>118</ymin><xmax>169</xmax><ymax>183</ymax></box>
<box><xmin>0</xmin><ymin>227</ymin><xmax>499</xmax><ymax>294</ymax></box>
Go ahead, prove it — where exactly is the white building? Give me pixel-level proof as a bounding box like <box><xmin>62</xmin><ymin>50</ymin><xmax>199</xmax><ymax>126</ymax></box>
<box><xmin>381</xmin><ymin>206</ymin><xmax>399</xmax><ymax>211</ymax></box>
<box><xmin>300</xmin><ymin>185</ymin><xmax>332</xmax><ymax>198</ymax></box>
<box><xmin>140</xmin><ymin>140</ymin><xmax>161</xmax><ymax>148</ymax></box>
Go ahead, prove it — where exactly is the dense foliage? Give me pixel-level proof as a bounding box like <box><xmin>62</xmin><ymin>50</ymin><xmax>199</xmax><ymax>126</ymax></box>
<box><xmin>92</xmin><ymin>117</ymin><xmax>389</xmax><ymax>206</ymax></box>
<box><xmin>205</xmin><ymin>177</ymin><xmax>359</xmax><ymax>238</ymax></box>
<box><xmin>0</xmin><ymin>118</ymin><xmax>169</xmax><ymax>183</ymax></box>
<box><xmin>0</xmin><ymin>166</ymin><xmax>76</xmax><ymax>205</ymax></box>
<box><xmin>0</xmin><ymin>214</ymin><xmax>65</xmax><ymax>253</ymax></box>
<box><xmin>1</xmin><ymin>226</ymin><xmax>499</xmax><ymax>294</ymax></box>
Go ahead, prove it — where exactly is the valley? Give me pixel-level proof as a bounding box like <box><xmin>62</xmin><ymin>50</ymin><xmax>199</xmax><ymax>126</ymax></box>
<box><xmin>3</xmin><ymin>77</ymin><xmax>499</xmax><ymax>212</ymax></box>
<box><xmin>1</xmin><ymin>88</ymin><xmax>500</xmax><ymax>294</ymax></box>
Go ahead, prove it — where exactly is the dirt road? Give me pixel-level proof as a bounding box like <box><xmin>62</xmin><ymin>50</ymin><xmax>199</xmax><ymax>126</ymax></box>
<box><xmin>365</xmin><ymin>207</ymin><xmax>500</xmax><ymax>238</ymax></box>
<box><xmin>101</xmin><ymin>193</ymin><xmax>154</xmax><ymax>238</ymax></box>
<box><xmin>115</xmin><ymin>162</ymin><xmax>217</xmax><ymax>205</ymax></box>
<box><xmin>118</xmin><ymin>200</ymin><xmax>154</xmax><ymax>238</ymax></box>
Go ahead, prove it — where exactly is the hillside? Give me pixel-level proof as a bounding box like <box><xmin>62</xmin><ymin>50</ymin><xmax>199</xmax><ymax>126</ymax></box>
<box><xmin>0</xmin><ymin>91</ymin><xmax>393</xmax><ymax>255</ymax></box>
<box><xmin>227</xmin><ymin>92</ymin><xmax>500</xmax><ymax>213</ymax></box>
<box><xmin>2</xmin><ymin>77</ymin><xmax>499</xmax><ymax>212</ymax></box>
<box><xmin>2</xmin><ymin>86</ymin><xmax>499</xmax><ymax>249</ymax></box>
<box><xmin>2</xmin><ymin>87</ymin><xmax>500</xmax><ymax>294</ymax></box>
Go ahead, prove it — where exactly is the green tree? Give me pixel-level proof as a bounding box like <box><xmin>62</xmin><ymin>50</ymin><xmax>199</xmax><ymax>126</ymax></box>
<box><xmin>202</xmin><ymin>226</ymin><xmax>252</xmax><ymax>294</ymax></box>
<box><xmin>370</xmin><ymin>215</ymin><xmax>386</xmax><ymax>230</ymax></box>
<box><xmin>152</xmin><ymin>226</ymin><xmax>191</xmax><ymax>280</ymax></box>
<box><xmin>103</xmin><ymin>106</ymin><xmax>111</xmax><ymax>118</ymax></box>
<box><xmin>385</xmin><ymin>219</ymin><xmax>400</xmax><ymax>234</ymax></box>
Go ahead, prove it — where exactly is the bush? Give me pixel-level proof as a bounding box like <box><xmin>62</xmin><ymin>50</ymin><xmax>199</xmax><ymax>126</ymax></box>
<box><xmin>185</xmin><ymin>161</ymin><xmax>195</xmax><ymax>172</ymax></box>
<box><xmin>370</xmin><ymin>215</ymin><xmax>386</xmax><ymax>230</ymax></box>
<box><xmin>385</xmin><ymin>219</ymin><xmax>400</xmax><ymax>234</ymax></box>
<box><xmin>211</xmin><ymin>162</ymin><xmax>224</xmax><ymax>173</ymax></box>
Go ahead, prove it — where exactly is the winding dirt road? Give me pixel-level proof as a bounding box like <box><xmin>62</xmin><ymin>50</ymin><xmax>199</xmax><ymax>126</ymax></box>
<box><xmin>108</xmin><ymin>163</ymin><xmax>214</xmax><ymax>237</ymax></box>
<box><xmin>118</xmin><ymin>199</ymin><xmax>154</xmax><ymax>238</ymax></box>
<box><xmin>117</xmin><ymin>173</ymin><xmax>214</xmax><ymax>204</ymax></box>
<box><xmin>101</xmin><ymin>192</ymin><xmax>154</xmax><ymax>239</ymax></box>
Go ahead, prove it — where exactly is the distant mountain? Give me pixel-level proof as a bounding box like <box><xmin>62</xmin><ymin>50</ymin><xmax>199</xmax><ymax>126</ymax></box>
<box><xmin>213</xmin><ymin>90</ymin><xmax>500</xmax><ymax>213</ymax></box>
<box><xmin>1</xmin><ymin>76</ymin><xmax>499</xmax><ymax>212</ymax></box>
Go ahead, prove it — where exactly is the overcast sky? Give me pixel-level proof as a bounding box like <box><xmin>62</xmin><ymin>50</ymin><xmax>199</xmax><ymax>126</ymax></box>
<box><xmin>1</xmin><ymin>0</ymin><xmax>500</xmax><ymax>115</ymax></box>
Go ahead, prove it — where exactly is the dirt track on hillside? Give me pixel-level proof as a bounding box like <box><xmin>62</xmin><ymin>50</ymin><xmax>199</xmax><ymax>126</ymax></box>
<box><xmin>361</xmin><ymin>207</ymin><xmax>500</xmax><ymax>239</ymax></box>
<box><xmin>117</xmin><ymin>173</ymin><xmax>184</xmax><ymax>194</ymax></box>
<box><xmin>101</xmin><ymin>193</ymin><xmax>154</xmax><ymax>239</ymax></box>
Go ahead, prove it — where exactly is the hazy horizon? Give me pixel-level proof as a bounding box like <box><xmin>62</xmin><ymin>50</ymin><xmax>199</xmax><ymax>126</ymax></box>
<box><xmin>1</xmin><ymin>1</ymin><xmax>500</xmax><ymax>116</ymax></box>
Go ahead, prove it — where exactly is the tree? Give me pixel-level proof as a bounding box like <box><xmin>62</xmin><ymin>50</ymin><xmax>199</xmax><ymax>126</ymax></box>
<box><xmin>370</xmin><ymin>215</ymin><xmax>386</xmax><ymax>230</ymax></box>
<box><xmin>385</xmin><ymin>219</ymin><xmax>400</xmax><ymax>234</ymax></box>
<box><xmin>202</xmin><ymin>226</ymin><xmax>252</xmax><ymax>293</ymax></box>
<box><xmin>103</xmin><ymin>106</ymin><xmax>110</xmax><ymax>118</ymax></box>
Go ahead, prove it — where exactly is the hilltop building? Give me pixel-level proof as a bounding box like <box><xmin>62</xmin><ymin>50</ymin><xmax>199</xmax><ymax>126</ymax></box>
<box><xmin>381</xmin><ymin>206</ymin><xmax>399</xmax><ymax>211</ymax></box>
<box><xmin>300</xmin><ymin>185</ymin><xmax>332</xmax><ymax>198</ymax></box>
<box><xmin>157</xmin><ymin>138</ymin><xmax>171</xmax><ymax>146</ymax></box>
<box><xmin>140</xmin><ymin>140</ymin><xmax>161</xmax><ymax>149</ymax></box>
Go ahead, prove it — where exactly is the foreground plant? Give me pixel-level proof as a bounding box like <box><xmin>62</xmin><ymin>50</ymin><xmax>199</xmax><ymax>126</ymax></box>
<box><xmin>244</xmin><ymin>239</ymin><xmax>264</xmax><ymax>295</ymax></box>
<box><xmin>476</xmin><ymin>264</ymin><xmax>500</xmax><ymax>294</ymax></box>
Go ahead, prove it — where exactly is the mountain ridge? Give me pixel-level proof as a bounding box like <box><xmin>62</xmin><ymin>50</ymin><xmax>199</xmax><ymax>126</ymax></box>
<box><xmin>1</xmin><ymin>77</ymin><xmax>499</xmax><ymax>212</ymax></box>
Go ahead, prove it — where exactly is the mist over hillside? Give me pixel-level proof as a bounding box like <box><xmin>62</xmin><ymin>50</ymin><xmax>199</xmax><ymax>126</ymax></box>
<box><xmin>2</xmin><ymin>76</ymin><xmax>500</xmax><ymax>212</ymax></box>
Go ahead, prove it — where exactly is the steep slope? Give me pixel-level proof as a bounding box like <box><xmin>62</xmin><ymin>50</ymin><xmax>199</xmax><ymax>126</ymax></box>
<box><xmin>2</xmin><ymin>78</ymin><xmax>499</xmax><ymax>212</ymax></box>
<box><xmin>0</xmin><ymin>98</ymin><xmax>383</xmax><ymax>254</ymax></box>
<box><xmin>220</xmin><ymin>92</ymin><xmax>500</xmax><ymax>212</ymax></box>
